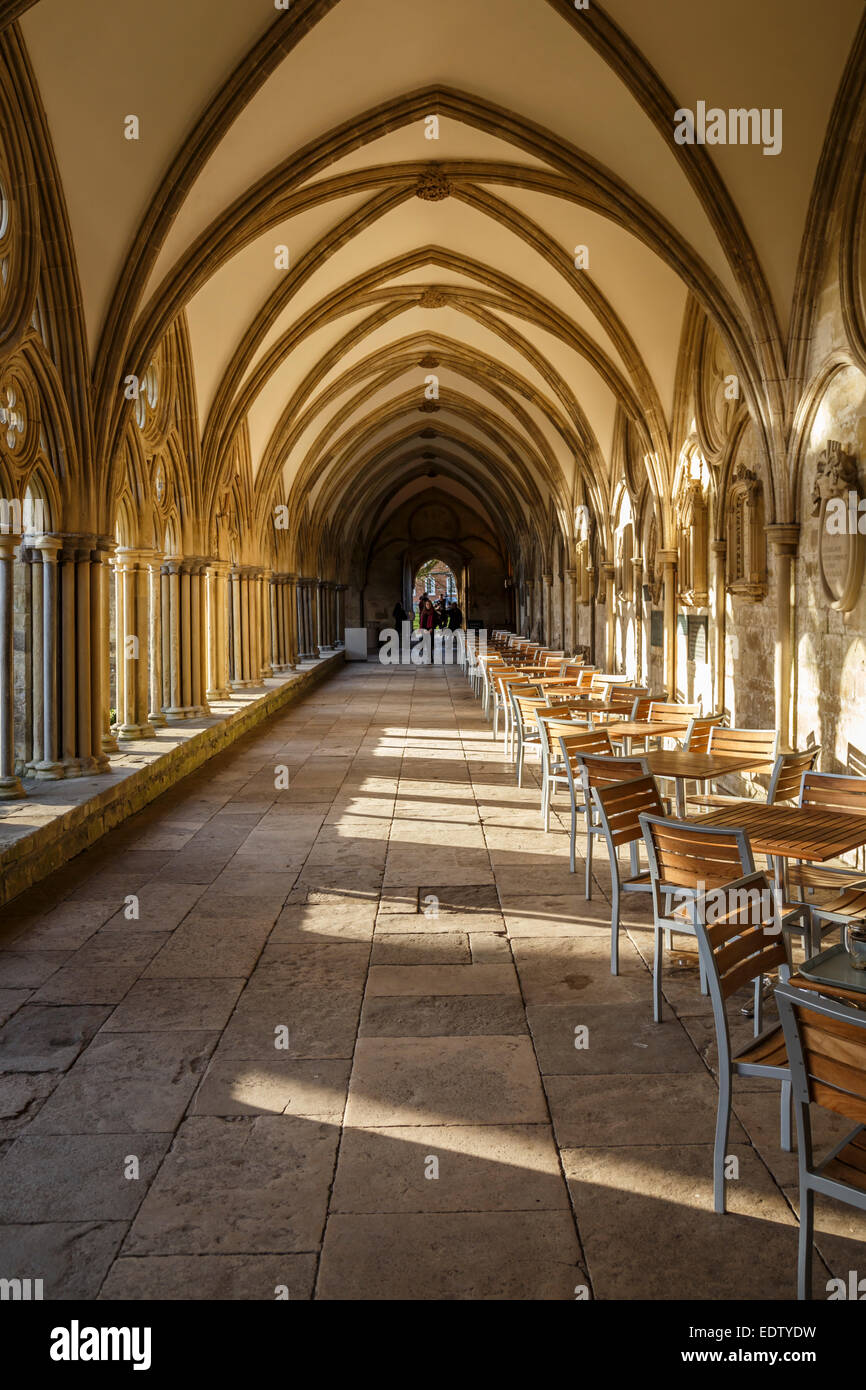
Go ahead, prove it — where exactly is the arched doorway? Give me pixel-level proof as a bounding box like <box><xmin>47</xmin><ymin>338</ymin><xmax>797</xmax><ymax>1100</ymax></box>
<box><xmin>412</xmin><ymin>557</ymin><xmax>459</xmax><ymax>625</ymax></box>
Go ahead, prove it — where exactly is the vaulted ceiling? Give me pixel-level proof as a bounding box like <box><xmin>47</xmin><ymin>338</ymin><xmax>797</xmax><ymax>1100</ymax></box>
<box><xmin>15</xmin><ymin>0</ymin><xmax>865</xmax><ymax>560</ymax></box>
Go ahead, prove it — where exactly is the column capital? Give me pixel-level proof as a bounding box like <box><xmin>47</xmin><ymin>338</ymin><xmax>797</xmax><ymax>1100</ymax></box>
<box><xmin>765</xmin><ymin>523</ymin><xmax>800</xmax><ymax>555</ymax></box>
<box><xmin>657</xmin><ymin>549</ymin><xmax>679</xmax><ymax>565</ymax></box>
<box><xmin>709</xmin><ymin>538</ymin><xmax>726</xmax><ymax>556</ymax></box>
<box><xmin>115</xmin><ymin>546</ymin><xmax>155</xmax><ymax>568</ymax></box>
<box><xmin>0</xmin><ymin>531</ymin><xmax>20</xmax><ymax>558</ymax></box>
<box><xmin>208</xmin><ymin>559</ymin><xmax>232</xmax><ymax>577</ymax></box>
<box><xmin>541</xmin><ymin>573</ymin><xmax>553</xmax><ymax>584</ymax></box>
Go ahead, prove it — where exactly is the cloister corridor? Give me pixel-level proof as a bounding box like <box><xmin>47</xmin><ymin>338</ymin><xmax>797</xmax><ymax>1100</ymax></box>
<box><xmin>0</xmin><ymin>662</ymin><xmax>861</xmax><ymax>1302</ymax></box>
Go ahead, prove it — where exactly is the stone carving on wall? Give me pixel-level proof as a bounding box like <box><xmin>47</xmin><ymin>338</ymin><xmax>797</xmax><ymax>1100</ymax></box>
<box><xmin>726</xmin><ymin>464</ymin><xmax>767</xmax><ymax>601</ymax></box>
<box><xmin>418</xmin><ymin>401</ymin><xmax>440</xmax><ymax>413</ymax></box>
<box><xmin>419</xmin><ymin>289</ymin><xmax>448</xmax><ymax>309</ymax></box>
<box><xmin>811</xmin><ymin>439</ymin><xmax>864</xmax><ymax>612</ymax></box>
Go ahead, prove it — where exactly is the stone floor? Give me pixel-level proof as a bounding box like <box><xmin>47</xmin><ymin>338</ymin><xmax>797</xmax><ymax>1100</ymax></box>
<box><xmin>0</xmin><ymin>660</ymin><xmax>864</xmax><ymax>1300</ymax></box>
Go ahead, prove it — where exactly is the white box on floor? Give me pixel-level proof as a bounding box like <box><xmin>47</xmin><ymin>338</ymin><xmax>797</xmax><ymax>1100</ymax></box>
<box><xmin>344</xmin><ymin>628</ymin><xmax>369</xmax><ymax>660</ymax></box>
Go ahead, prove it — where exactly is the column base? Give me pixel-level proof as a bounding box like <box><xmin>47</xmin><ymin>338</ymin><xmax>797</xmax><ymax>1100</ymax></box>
<box><xmin>163</xmin><ymin>707</ymin><xmax>196</xmax><ymax>722</ymax></box>
<box><xmin>92</xmin><ymin>752</ymin><xmax>112</xmax><ymax>773</ymax></box>
<box><xmin>32</xmin><ymin>760</ymin><xmax>66</xmax><ymax>781</ymax></box>
<box><xmin>260</xmin><ymin>664</ymin><xmax>274</xmax><ymax>678</ymax></box>
<box><xmin>117</xmin><ymin>722</ymin><xmax>156</xmax><ymax>740</ymax></box>
<box><xmin>148</xmin><ymin>710</ymin><xmax>167</xmax><ymax>727</ymax></box>
<box><xmin>0</xmin><ymin>775</ymin><xmax>26</xmax><ymax>799</ymax></box>
<box><xmin>206</xmin><ymin>687</ymin><xmax>232</xmax><ymax>701</ymax></box>
<box><xmin>191</xmin><ymin>704</ymin><xmax>211</xmax><ymax>718</ymax></box>
<box><xmin>230</xmin><ymin>680</ymin><xmax>254</xmax><ymax>691</ymax></box>
<box><xmin>102</xmin><ymin>732</ymin><xmax>119</xmax><ymax>754</ymax></box>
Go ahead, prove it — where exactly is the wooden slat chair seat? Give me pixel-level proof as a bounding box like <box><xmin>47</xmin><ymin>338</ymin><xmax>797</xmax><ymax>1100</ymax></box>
<box><xmin>693</xmin><ymin>872</ymin><xmax>794</xmax><ymax>1213</ymax></box>
<box><xmin>536</xmin><ymin>707</ymin><xmax>607</xmax><ymax>830</ymax></box>
<box><xmin>585</xmin><ymin>771</ymin><xmax>663</xmax><ymax>973</ymax></box>
<box><xmin>775</xmin><ymin>982</ymin><xmax>866</xmax><ymax>1299</ymax></box>
<box><xmin>789</xmin><ymin>771</ymin><xmax>866</xmax><ymax>902</ymax></box>
<box><xmin>556</xmin><ymin>730</ymin><xmax>616</xmax><ymax>870</ymax></box>
<box><xmin>685</xmin><ymin>726</ymin><xmax>780</xmax><ymax>810</ymax></box>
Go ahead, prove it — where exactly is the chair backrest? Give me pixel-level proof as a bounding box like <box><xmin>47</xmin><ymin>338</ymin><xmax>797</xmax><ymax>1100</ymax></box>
<box><xmin>580</xmin><ymin>753</ymin><xmax>651</xmax><ymax>793</ymax></box>
<box><xmin>685</xmin><ymin>715</ymin><xmax>726</xmax><ymax>753</ymax></box>
<box><xmin>557</xmin><ymin>729</ymin><xmax>615</xmax><ymax>779</ymax></box>
<box><xmin>648</xmin><ymin>701</ymin><xmax>701</xmax><ymax>725</ymax></box>
<box><xmin>630</xmin><ymin>695</ymin><xmax>653</xmax><ymax>720</ymax></box>
<box><xmin>707</xmin><ymin>726</ymin><xmax>779</xmax><ymax>760</ymax></box>
<box><xmin>767</xmin><ymin>746</ymin><xmax>821</xmax><ymax>805</ymax></box>
<box><xmin>799</xmin><ymin>770</ymin><xmax>866</xmax><ymax>817</ymax></box>
<box><xmin>577</xmin><ymin>669</ymin><xmax>596</xmax><ymax>692</ymax></box>
<box><xmin>514</xmin><ymin>693</ymin><xmax>548</xmax><ymax>726</ymax></box>
<box><xmin>592</xmin><ymin>775</ymin><xmax>666</xmax><ymax>849</ymax></box>
<box><xmin>609</xmin><ymin>685</ymin><xmax>648</xmax><ymax>713</ymax></box>
<box><xmin>776</xmin><ymin>982</ymin><xmax>866</xmax><ymax>1126</ymax></box>
<box><xmin>639</xmin><ymin>813</ymin><xmax>754</xmax><ymax>892</ymax></box>
<box><xmin>693</xmin><ymin>871</ymin><xmax>790</xmax><ymax>1007</ymax></box>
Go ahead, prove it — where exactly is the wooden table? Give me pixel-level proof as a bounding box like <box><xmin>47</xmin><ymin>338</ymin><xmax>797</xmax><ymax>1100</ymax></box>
<box><xmin>693</xmin><ymin>802</ymin><xmax>866</xmax><ymax>897</ymax></box>
<box><xmin>786</xmin><ymin>972</ymin><xmax>866</xmax><ymax>1011</ymax></box>
<box><xmin>645</xmin><ymin>750</ymin><xmax>772</xmax><ymax>816</ymax></box>
<box><xmin>604</xmin><ymin>718</ymin><xmax>691</xmax><ymax>756</ymax></box>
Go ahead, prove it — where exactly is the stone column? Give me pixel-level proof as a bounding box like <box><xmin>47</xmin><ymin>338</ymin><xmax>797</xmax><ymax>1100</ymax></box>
<box><xmin>335</xmin><ymin>584</ymin><xmax>347</xmax><ymax>647</ymax></box>
<box><xmin>26</xmin><ymin>545</ymin><xmax>43</xmax><ymax>770</ymax></box>
<box><xmin>160</xmin><ymin>564</ymin><xmax>171</xmax><ymax>715</ymax></box>
<box><xmin>180</xmin><ymin>563</ymin><xmax>193</xmax><ymax>710</ymax></box>
<box><xmin>632</xmin><ymin>556</ymin><xmax>644</xmax><ymax>683</ymax></box>
<box><xmin>207</xmin><ymin>562</ymin><xmax>231</xmax><ymax>700</ymax></box>
<box><xmin>296</xmin><ymin>580</ymin><xmax>308</xmax><ymax>660</ymax></box>
<box><xmin>602</xmin><ymin>562</ymin><xmax>616</xmax><ymax>672</ymax></box>
<box><xmin>286</xmin><ymin>575</ymin><xmax>299</xmax><ymax>667</ymax></box>
<box><xmin>148</xmin><ymin>554</ymin><xmax>166</xmax><ymax>728</ymax></box>
<box><xmin>33</xmin><ymin>536</ymin><xmax>63</xmax><ymax>779</ymax></box>
<box><xmin>270</xmin><ymin>575</ymin><xmax>281</xmax><ymax>671</ymax></box>
<box><xmin>766</xmin><ymin>524</ymin><xmax>800</xmax><ymax>752</ymax></box>
<box><xmin>60</xmin><ymin>541</ymin><xmax>80</xmax><ymax>771</ymax></box>
<box><xmin>116</xmin><ymin>550</ymin><xmax>155</xmax><ymax>740</ymax></box>
<box><xmin>90</xmin><ymin>541</ymin><xmax>110</xmax><ymax>771</ymax></box>
<box><xmin>229</xmin><ymin>567</ymin><xmax>245</xmax><ymax>689</ymax></box>
<box><xmin>542</xmin><ymin>573</ymin><xmax>552</xmax><ymax>646</ymax></box>
<box><xmin>75</xmin><ymin>540</ymin><xmax>94</xmax><ymax>769</ymax></box>
<box><xmin>260</xmin><ymin>570</ymin><xmax>274</xmax><ymax>678</ymax></box>
<box><xmin>0</xmin><ymin>532</ymin><xmax>24</xmax><ymax>798</ymax></box>
<box><xmin>189</xmin><ymin>561</ymin><xmax>202</xmax><ymax>714</ymax></box>
<box><xmin>658</xmin><ymin>548</ymin><xmax>679</xmax><ymax>701</ymax></box>
<box><xmin>99</xmin><ymin>538</ymin><xmax>119</xmax><ymax>755</ymax></box>
<box><xmin>710</xmin><ymin>539</ymin><xmax>726</xmax><ymax>716</ymax></box>
<box><xmin>163</xmin><ymin>559</ymin><xmax>187</xmax><ymax>717</ymax></box>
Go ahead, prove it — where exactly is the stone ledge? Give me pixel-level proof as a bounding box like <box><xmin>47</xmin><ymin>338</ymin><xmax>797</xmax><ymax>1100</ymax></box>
<box><xmin>0</xmin><ymin>652</ymin><xmax>344</xmax><ymax>909</ymax></box>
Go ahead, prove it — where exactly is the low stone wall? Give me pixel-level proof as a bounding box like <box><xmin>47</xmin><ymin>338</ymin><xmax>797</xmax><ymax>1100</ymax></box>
<box><xmin>0</xmin><ymin>652</ymin><xmax>344</xmax><ymax>909</ymax></box>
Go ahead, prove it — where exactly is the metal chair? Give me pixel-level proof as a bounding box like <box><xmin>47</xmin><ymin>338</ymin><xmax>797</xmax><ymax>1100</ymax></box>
<box><xmin>693</xmin><ymin>872</ymin><xmax>795</xmax><ymax>1213</ymax></box>
<box><xmin>556</xmin><ymin>729</ymin><xmax>615</xmax><ymax>870</ymax></box>
<box><xmin>589</xmin><ymin>772</ymin><xmax>664</xmax><ymax>974</ymax></box>
<box><xmin>578</xmin><ymin>754</ymin><xmax>654</xmax><ymax>900</ymax></box>
<box><xmin>685</xmin><ymin>726</ymin><xmax>780</xmax><ymax>811</ymax></box>
<box><xmin>536</xmin><ymin>705</ymin><xmax>603</xmax><ymax>830</ymax></box>
<box><xmin>776</xmin><ymin>981</ymin><xmax>866</xmax><ymax>1299</ymax></box>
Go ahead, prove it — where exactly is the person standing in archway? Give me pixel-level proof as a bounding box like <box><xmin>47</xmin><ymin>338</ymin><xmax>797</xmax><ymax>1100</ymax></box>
<box><xmin>447</xmin><ymin>599</ymin><xmax>463</xmax><ymax>631</ymax></box>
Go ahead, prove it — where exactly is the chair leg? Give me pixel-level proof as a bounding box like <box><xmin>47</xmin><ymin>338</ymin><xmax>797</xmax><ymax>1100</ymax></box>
<box><xmin>493</xmin><ymin>701</ymin><xmax>499</xmax><ymax>737</ymax></box>
<box><xmin>610</xmin><ymin>870</ymin><xmax>620</xmax><ymax>976</ymax></box>
<box><xmin>753</xmin><ymin>974</ymin><xmax>763</xmax><ymax>1037</ymax></box>
<box><xmin>569</xmin><ymin>799</ymin><xmax>577</xmax><ymax>874</ymax></box>
<box><xmin>713</xmin><ymin>1068</ymin><xmax>732</xmax><ymax>1214</ymax></box>
<box><xmin>542</xmin><ymin>760</ymin><xmax>550</xmax><ymax>830</ymax></box>
<box><xmin>585</xmin><ymin>824</ymin><xmax>593</xmax><ymax>898</ymax></box>
<box><xmin>653</xmin><ymin>924</ymin><xmax>664</xmax><ymax>1023</ymax></box>
<box><xmin>798</xmin><ymin>1187</ymin><xmax>814</xmax><ymax>1300</ymax></box>
<box><xmin>516</xmin><ymin>736</ymin><xmax>524</xmax><ymax>788</ymax></box>
<box><xmin>780</xmin><ymin>1078</ymin><xmax>793</xmax><ymax>1153</ymax></box>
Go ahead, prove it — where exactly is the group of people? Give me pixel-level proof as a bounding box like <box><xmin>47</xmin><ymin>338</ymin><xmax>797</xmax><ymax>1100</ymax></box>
<box><xmin>393</xmin><ymin>596</ymin><xmax>464</xmax><ymax>631</ymax></box>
